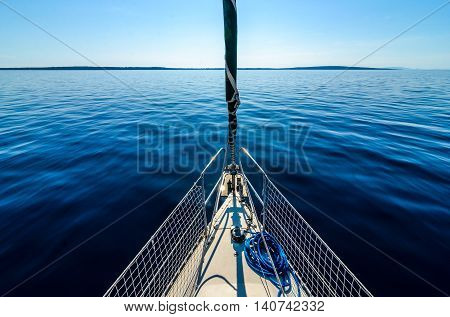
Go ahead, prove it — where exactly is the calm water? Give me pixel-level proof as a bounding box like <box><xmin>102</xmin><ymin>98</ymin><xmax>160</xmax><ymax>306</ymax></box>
<box><xmin>0</xmin><ymin>70</ymin><xmax>449</xmax><ymax>296</ymax></box>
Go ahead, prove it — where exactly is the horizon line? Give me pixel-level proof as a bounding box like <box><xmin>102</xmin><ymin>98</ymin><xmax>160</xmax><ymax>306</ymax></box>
<box><xmin>1</xmin><ymin>65</ymin><xmax>448</xmax><ymax>71</ymax></box>
<box><xmin>0</xmin><ymin>65</ymin><xmax>400</xmax><ymax>70</ymax></box>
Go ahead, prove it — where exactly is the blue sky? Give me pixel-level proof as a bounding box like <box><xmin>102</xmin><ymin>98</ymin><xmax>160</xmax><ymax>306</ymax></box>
<box><xmin>1</xmin><ymin>0</ymin><xmax>449</xmax><ymax>68</ymax></box>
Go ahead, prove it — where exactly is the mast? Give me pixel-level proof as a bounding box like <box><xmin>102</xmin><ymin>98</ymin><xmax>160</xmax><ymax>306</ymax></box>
<box><xmin>223</xmin><ymin>0</ymin><xmax>240</xmax><ymax>166</ymax></box>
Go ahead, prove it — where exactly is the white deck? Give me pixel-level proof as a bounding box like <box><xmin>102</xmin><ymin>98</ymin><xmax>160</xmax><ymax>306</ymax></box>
<box><xmin>196</xmin><ymin>194</ymin><xmax>280</xmax><ymax>297</ymax></box>
<box><xmin>169</xmin><ymin>178</ymin><xmax>304</xmax><ymax>297</ymax></box>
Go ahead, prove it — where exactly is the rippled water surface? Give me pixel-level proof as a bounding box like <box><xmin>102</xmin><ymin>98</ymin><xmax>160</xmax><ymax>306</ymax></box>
<box><xmin>0</xmin><ymin>70</ymin><xmax>449</xmax><ymax>296</ymax></box>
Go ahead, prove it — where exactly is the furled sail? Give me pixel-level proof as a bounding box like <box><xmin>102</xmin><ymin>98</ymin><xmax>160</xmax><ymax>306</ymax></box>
<box><xmin>223</xmin><ymin>0</ymin><xmax>239</xmax><ymax>165</ymax></box>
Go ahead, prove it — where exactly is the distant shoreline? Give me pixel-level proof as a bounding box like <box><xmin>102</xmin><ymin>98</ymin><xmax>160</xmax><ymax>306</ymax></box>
<box><xmin>0</xmin><ymin>66</ymin><xmax>397</xmax><ymax>71</ymax></box>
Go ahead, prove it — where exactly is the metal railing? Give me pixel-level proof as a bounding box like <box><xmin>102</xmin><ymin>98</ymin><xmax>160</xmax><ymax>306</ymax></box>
<box><xmin>104</xmin><ymin>146</ymin><xmax>372</xmax><ymax>297</ymax></box>
<box><xmin>104</xmin><ymin>148</ymin><xmax>224</xmax><ymax>297</ymax></box>
<box><xmin>240</xmin><ymin>148</ymin><xmax>372</xmax><ymax>297</ymax></box>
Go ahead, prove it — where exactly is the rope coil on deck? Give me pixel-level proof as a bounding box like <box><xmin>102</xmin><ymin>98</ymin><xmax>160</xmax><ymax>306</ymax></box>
<box><xmin>244</xmin><ymin>232</ymin><xmax>301</xmax><ymax>296</ymax></box>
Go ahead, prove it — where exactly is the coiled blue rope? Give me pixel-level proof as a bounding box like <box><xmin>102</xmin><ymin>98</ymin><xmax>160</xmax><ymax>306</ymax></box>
<box><xmin>244</xmin><ymin>231</ymin><xmax>301</xmax><ymax>296</ymax></box>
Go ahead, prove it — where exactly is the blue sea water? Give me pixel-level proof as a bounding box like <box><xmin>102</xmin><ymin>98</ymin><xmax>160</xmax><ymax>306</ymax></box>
<box><xmin>0</xmin><ymin>70</ymin><xmax>449</xmax><ymax>296</ymax></box>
